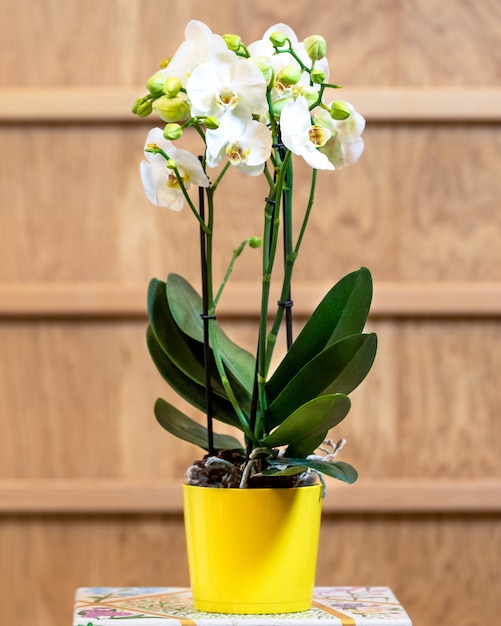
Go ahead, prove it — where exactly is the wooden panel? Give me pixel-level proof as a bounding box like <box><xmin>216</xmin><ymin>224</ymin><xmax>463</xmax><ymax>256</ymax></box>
<box><xmin>0</xmin><ymin>479</ymin><xmax>500</xmax><ymax>514</ymax></box>
<box><xmin>2</xmin><ymin>124</ymin><xmax>501</xmax><ymax>283</ymax></box>
<box><xmin>0</xmin><ymin>513</ymin><xmax>499</xmax><ymax>626</ymax></box>
<box><xmin>3</xmin><ymin>87</ymin><xmax>501</xmax><ymax>122</ymax></box>
<box><xmin>3</xmin><ymin>282</ymin><xmax>501</xmax><ymax>318</ymax></box>
<box><xmin>1</xmin><ymin>318</ymin><xmax>500</xmax><ymax>481</ymax></box>
<box><xmin>1</xmin><ymin>1</ymin><xmax>501</xmax><ymax>88</ymax></box>
<box><xmin>1</xmin><ymin>2</ymin><xmax>501</xmax><ymax>626</ymax></box>
<box><xmin>317</xmin><ymin>514</ymin><xmax>501</xmax><ymax>626</ymax></box>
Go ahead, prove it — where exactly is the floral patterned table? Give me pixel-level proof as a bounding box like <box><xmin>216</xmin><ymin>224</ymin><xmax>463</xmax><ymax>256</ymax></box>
<box><xmin>73</xmin><ymin>587</ymin><xmax>412</xmax><ymax>626</ymax></box>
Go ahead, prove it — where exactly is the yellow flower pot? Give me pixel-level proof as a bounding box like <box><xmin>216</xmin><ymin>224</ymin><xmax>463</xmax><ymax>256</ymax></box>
<box><xmin>182</xmin><ymin>483</ymin><xmax>323</xmax><ymax>614</ymax></box>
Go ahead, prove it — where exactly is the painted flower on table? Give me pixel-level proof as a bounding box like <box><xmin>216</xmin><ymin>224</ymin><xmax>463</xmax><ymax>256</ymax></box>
<box><xmin>78</xmin><ymin>607</ymin><xmax>135</xmax><ymax>618</ymax></box>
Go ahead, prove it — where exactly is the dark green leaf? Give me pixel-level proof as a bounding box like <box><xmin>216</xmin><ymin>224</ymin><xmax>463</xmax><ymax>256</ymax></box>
<box><xmin>261</xmin><ymin>394</ymin><xmax>350</xmax><ymax>447</ymax></box>
<box><xmin>166</xmin><ymin>274</ymin><xmax>256</xmax><ymax>395</ymax></box>
<box><xmin>267</xmin><ymin>268</ymin><xmax>373</xmax><ymax>404</ymax></box>
<box><xmin>266</xmin><ymin>333</ymin><xmax>377</xmax><ymax>429</ymax></box>
<box><xmin>147</xmin><ymin>325</ymin><xmax>245</xmax><ymax>430</ymax></box>
<box><xmin>285</xmin><ymin>431</ymin><xmax>328</xmax><ymax>459</ymax></box>
<box><xmin>148</xmin><ymin>278</ymin><xmax>225</xmax><ymax>395</ymax></box>
<box><xmin>154</xmin><ymin>398</ymin><xmax>244</xmax><ymax>452</ymax></box>
<box><xmin>264</xmin><ymin>458</ymin><xmax>358</xmax><ymax>484</ymax></box>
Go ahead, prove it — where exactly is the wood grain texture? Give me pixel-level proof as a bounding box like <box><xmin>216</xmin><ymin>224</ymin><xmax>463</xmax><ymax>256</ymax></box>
<box><xmin>0</xmin><ymin>318</ymin><xmax>500</xmax><ymax>482</ymax></box>
<box><xmin>0</xmin><ymin>513</ymin><xmax>498</xmax><ymax>626</ymax></box>
<box><xmin>1</xmin><ymin>0</ymin><xmax>501</xmax><ymax>87</ymax></box>
<box><xmin>2</xmin><ymin>124</ymin><xmax>501</xmax><ymax>283</ymax></box>
<box><xmin>1</xmin><ymin>2</ymin><xmax>501</xmax><ymax>626</ymax></box>
<box><xmin>3</xmin><ymin>87</ymin><xmax>501</xmax><ymax>122</ymax></box>
<box><xmin>3</xmin><ymin>282</ymin><xmax>501</xmax><ymax>317</ymax></box>
<box><xmin>0</xmin><ymin>479</ymin><xmax>500</xmax><ymax>514</ymax></box>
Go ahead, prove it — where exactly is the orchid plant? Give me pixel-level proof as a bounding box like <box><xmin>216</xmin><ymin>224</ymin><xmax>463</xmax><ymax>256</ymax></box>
<box><xmin>133</xmin><ymin>20</ymin><xmax>377</xmax><ymax>491</ymax></box>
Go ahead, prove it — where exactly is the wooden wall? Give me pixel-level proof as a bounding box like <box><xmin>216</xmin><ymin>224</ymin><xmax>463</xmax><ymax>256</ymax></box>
<box><xmin>1</xmin><ymin>1</ymin><xmax>501</xmax><ymax>624</ymax></box>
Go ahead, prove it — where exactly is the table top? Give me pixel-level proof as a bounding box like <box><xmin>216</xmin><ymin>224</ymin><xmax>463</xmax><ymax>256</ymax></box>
<box><xmin>73</xmin><ymin>587</ymin><xmax>412</xmax><ymax>625</ymax></box>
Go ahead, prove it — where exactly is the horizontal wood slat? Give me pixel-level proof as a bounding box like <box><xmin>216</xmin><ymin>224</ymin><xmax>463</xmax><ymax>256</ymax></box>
<box><xmin>0</xmin><ymin>479</ymin><xmax>499</xmax><ymax>514</ymax></box>
<box><xmin>1</xmin><ymin>282</ymin><xmax>501</xmax><ymax>318</ymax></box>
<box><xmin>1</xmin><ymin>87</ymin><xmax>501</xmax><ymax>123</ymax></box>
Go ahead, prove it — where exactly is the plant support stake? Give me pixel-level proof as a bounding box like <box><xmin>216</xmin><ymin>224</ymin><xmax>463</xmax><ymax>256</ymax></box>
<box><xmin>199</xmin><ymin>165</ymin><xmax>215</xmax><ymax>457</ymax></box>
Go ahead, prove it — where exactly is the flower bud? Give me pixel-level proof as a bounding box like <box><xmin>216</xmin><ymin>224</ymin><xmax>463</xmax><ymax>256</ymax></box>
<box><xmin>269</xmin><ymin>31</ymin><xmax>287</xmax><ymax>47</ymax></box>
<box><xmin>166</xmin><ymin>158</ymin><xmax>177</xmax><ymax>170</ymax></box>
<box><xmin>203</xmin><ymin>116</ymin><xmax>220</xmax><ymax>130</ymax></box>
<box><xmin>163</xmin><ymin>76</ymin><xmax>182</xmax><ymax>97</ymax></box>
<box><xmin>132</xmin><ymin>97</ymin><xmax>153</xmax><ymax>118</ymax></box>
<box><xmin>330</xmin><ymin>100</ymin><xmax>351</xmax><ymax>120</ymax></box>
<box><xmin>249</xmin><ymin>55</ymin><xmax>273</xmax><ymax>84</ymax></box>
<box><xmin>310</xmin><ymin>69</ymin><xmax>326</xmax><ymax>84</ymax></box>
<box><xmin>146</xmin><ymin>72</ymin><xmax>166</xmax><ymax>95</ymax></box>
<box><xmin>223</xmin><ymin>33</ymin><xmax>242</xmax><ymax>52</ymax></box>
<box><xmin>272</xmin><ymin>97</ymin><xmax>291</xmax><ymax>118</ymax></box>
<box><xmin>163</xmin><ymin>123</ymin><xmax>183</xmax><ymax>140</ymax></box>
<box><xmin>299</xmin><ymin>86</ymin><xmax>319</xmax><ymax>108</ymax></box>
<box><xmin>249</xmin><ymin>237</ymin><xmax>262</xmax><ymax>249</ymax></box>
<box><xmin>153</xmin><ymin>94</ymin><xmax>191</xmax><ymax>123</ymax></box>
<box><xmin>304</xmin><ymin>35</ymin><xmax>327</xmax><ymax>61</ymax></box>
<box><xmin>277</xmin><ymin>64</ymin><xmax>302</xmax><ymax>86</ymax></box>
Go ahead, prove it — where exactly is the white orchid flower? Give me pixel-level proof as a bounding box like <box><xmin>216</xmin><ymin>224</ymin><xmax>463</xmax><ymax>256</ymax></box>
<box><xmin>248</xmin><ymin>23</ymin><xmax>300</xmax><ymax>56</ymax></box>
<box><xmin>140</xmin><ymin>128</ymin><xmax>209</xmax><ymax>211</ymax></box>
<box><xmin>206</xmin><ymin>108</ymin><xmax>272</xmax><ymax>176</ymax></box>
<box><xmin>313</xmin><ymin>102</ymin><xmax>365</xmax><ymax>168</ymax></box>
<box><xmin>161</xmin><ymin>20</ymin><xmax>229</xmax><ymax>87</ymax></box>
<box><xmin>248</xmin><ymin>23</ymin><xmax>329</xmax><ymax>113</ymax></box>
<box><xmin>187</xmin><ymin>54</ymin><xmax>267</xmax><ymax>118</ymax></box>
<box><xmin>280</xmin><ymin>97</ymin><xmax>334</xmax><ymax>170</ymax></box>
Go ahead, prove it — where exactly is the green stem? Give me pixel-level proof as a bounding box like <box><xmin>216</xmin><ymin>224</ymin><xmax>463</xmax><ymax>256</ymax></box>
<box><xmin>207</xmin><ymin>322</ymin><xmax>257</xmax><ymax>443</ymax></box>
<box><xmin>265</xmin><ymin>167</ymin><xmax>318</xmax><ymax>372</ymax></box>
<box><xmin>214</xmin><ymin>238</ymin><xmax>255</xmax><ymax>307</ymax></box>
<box><xmin>250</xmin><ymin>149</ymin><xmax>292</xmax><ymax>442</ymax></box>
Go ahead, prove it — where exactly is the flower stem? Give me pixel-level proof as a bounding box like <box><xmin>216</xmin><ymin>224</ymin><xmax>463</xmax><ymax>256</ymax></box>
<box><xmin>265</xmin><ymin>167</ymin><xmax>318</xmax><ymax>372</ymax></box>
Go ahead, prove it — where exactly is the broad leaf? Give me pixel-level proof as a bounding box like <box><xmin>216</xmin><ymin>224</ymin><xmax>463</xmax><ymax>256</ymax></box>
<box><xmin>267</xmin><ymin>268</ymin><xmax>373</xmax><ymax>404</ymax></box>
<box><xmin>154</xmin><ymin>398</ymin><xmax>244</xmax><ymax>452</ymax></box>
<box><xmin>267</xmin><ymin>333</ymin><xmax>377</xmax><ymax>429</ymax></box>
<box><xmin>148</xmin><ymin>278</ymin><xmax>226</xmax><ymax>396</ymax></box>
<box><xmin>147</xmin><ymin>325</ymin><xmax>245</xmax><ymax>430</ymax></box>
<box><xmin>285</xmin><ymin>431</ymin><xmax>328</xmax><ymax>459</ymax></box>
<box><xmin>264</xmin><ymin>458</ymin><xmax>358</xmax><ymax>484</ymax></box>
<box><xmin>166</xmin><ymin>274</ymin><xmax>255</xmax><ymax>394</ymax></box>
<box><xmin>261</xmin><ymin>394</ymin><xmax>350</xmax><ymax>448</ymax></box>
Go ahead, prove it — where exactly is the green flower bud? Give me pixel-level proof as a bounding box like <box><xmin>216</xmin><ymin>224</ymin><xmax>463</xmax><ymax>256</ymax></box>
<box><xmin>203</xmin><ymin>116</ymin><xmax>220</xmax><ymax>130</ymax></box>
<box><xmin>249</xmin><ymin>237</ymin><xmax>262</xmax><ymax>249</ymax></box>
<box><xmin>153</xmin><ymin>94</ymin><xmax>191</xmax><ymax>123</ymax></box>
<box><xmin>272</xmin><ymin>97</ymin><xmax>291</xmax><ymax>118</ymax></box>
<box><xmin>310</xmin><ymin>69</ymin><xmax>326</xmax><ymax>84</ymax></box>
<box><xmin>163</xmin><ymin>123</ymin><xmax>183</xmax><ymax>140</ymax></box>
<box><xmin>304</xmin><ymin>35</ymin><xmax>327</xmax><ymax>61</ymax></box>
<box><xmin>146</xmin><ymin>71</ymin><xmax>166</xmax><ymax>95</ymax></box>
<box><xmin>166</xmin><ymin>158</ymin><xmax>177</xmax><ymax>170</ymax></box>
<box><xmin>223</xmin><ymin>33</ymin><xmax>242</xmax><ymax>52</ymax></box>
<box><xmin>277</xmin><ymin>64</ymin><xmax>302</xmax><ymax>86</ymax></box>
<box><xmin>330</xmin><ymin>100</ymin><xmax>351</xmax><ymax>120</ymax></box>
<box><xmin>132</xmin><ymin>97</ymin><xmax>153</xmax><ymax>118</ymax></box>
<box><xmin>299</xmin><ymin>86</ymin><xmax>319</xmax><ymax>108</ymax></box>
<box><xmin>163</xmin><ymin>76</ymin><xmax>182</xmax><ymax>97</ymax></box>
<box><xmin>249</xmin><ymin>55</ymin><xmax>273</xmax><ymax>84</ymax></box>
<box><xmin>269</xmin><ymin>31</ymin><xmax>287</xmax><ymax>47</ymax></box>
